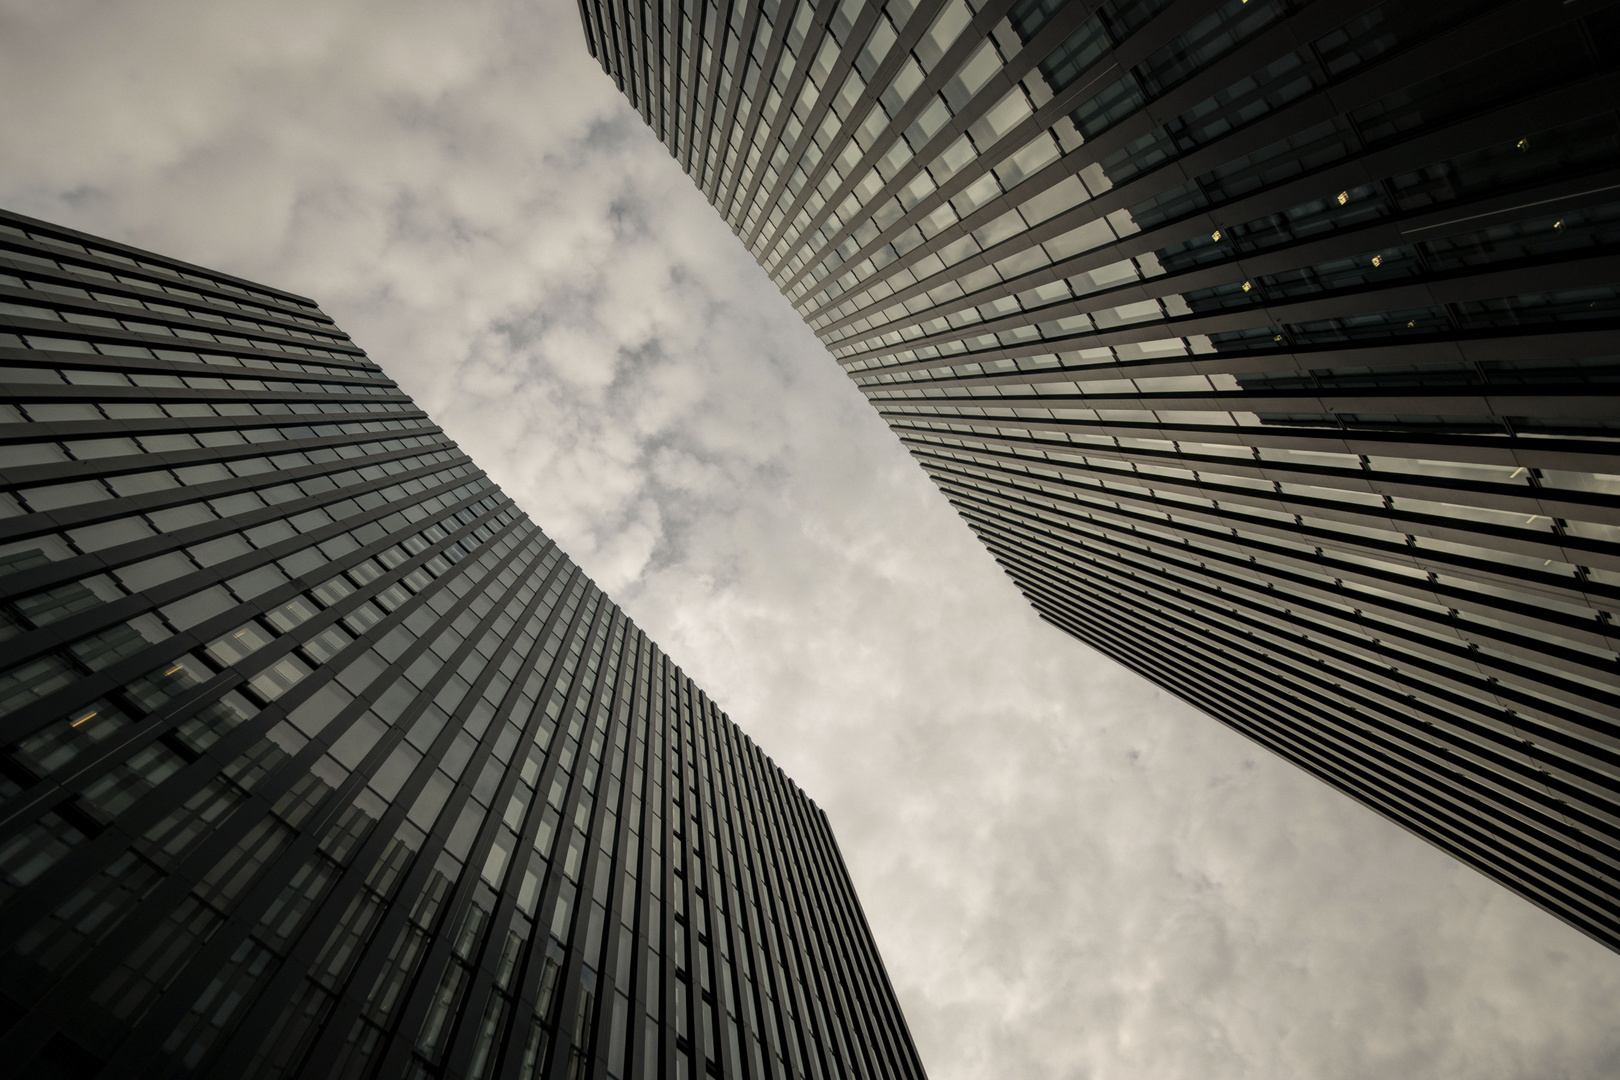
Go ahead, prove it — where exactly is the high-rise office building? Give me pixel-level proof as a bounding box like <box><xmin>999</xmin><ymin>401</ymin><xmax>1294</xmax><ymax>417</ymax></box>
<box><xmin>0</xmin><ymin>209</ymin><xmax>926</xmax><ymax>1080</ymax></box>
<box><xmin>580</xmin><ymin>0</ymin><xmax>1620</xmax><ymax>949</ymax></box>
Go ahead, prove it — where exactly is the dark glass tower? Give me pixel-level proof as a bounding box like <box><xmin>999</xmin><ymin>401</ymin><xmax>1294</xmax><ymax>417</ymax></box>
<box><xmin>580</xmin><ymin>0</ymin><xmax>1620</xmax><ymax>950</ymax></box>
<box><xmin>0</xmin><ymin>209</ymin><xmax>926</xmax><ymax>1080</ymax></box>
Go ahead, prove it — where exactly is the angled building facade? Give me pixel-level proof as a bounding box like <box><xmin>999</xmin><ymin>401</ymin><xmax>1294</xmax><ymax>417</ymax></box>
<box><xmin>579</xmin><ymin>0</ymin><xmax>1620</xmax><ymax>949</ymax></box>
<box><xmin>0</xmin><ymin>209</ymin><xmax>927</xmax><ymax>1080</ymax></box>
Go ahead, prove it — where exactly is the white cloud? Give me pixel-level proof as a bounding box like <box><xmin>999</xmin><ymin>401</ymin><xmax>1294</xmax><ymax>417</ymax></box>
<box><xmin>2</xmin><ymin>1</ymin><xmax>1617</xmax><ymax>1077</ymax></box>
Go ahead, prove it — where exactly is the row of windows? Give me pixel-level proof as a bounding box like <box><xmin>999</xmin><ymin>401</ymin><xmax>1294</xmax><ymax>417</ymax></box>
<box><xmin>0</xmin><ymin>303</ymin><xmax>355</xmax><ymax>361</ymax></box>
<box><xmin>934</xmin><ymin>468</ymin><xmax>1620</xmax><ymax>810</ymax></box>
<box><xmin>832</xmin><ymin>185</ymin><xmax>1620</xmax><ymax>373</ymax></box>
<box><xmin>894</xmin><ymin>422</ymin><xmax>1620</xmax><ymax>646</ymax></box>
<box><xmin>4</xmin><ymin>360</ymin><xmax>391</xmax><ymax>395</ymax></box>
<box><xmin>908</xmin><ymin>430</ymin><xmax>1619</xmax><ymax>648</ymax></box>
<box><xmin>0</xmin><ymin>220</ymin><xmax>326</xmax><ymax>324</ymax></box>
<box><xmin>0</xmin><ymin>466</ymin><xmax>498</xmax><ymax>726</ymax></box>
<box><xmin>0</xmin><ymin>277</ymin><xmax>345</xmax><ymax>351</ymax></box>
<box><xmin>2</xmin><ymin>423</ymin><xmax>450</xmax><ymax>518</ymax></box>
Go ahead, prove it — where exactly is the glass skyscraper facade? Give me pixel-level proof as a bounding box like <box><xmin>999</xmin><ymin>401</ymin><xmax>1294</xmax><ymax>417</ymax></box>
<box><xmin>580</xmin><ymin>0</ymin><xmax>1620</xmax><ymax>950</ymax></box>
<box><xmin>0</xmin><ymin>209</ymin><xmax>926</xmax><ymax>1080</ymax></box>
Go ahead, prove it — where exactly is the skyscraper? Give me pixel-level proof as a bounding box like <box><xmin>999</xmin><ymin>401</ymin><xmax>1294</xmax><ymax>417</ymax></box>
<box><xmin>580</xmin><ymin>0</ymin><xmax>1620</xmax><ymax>950</ymax></box>
<box><xmin>0</xmin><ymin>208</ymin><xmax>927</xmax><ymax>1080</ymax></box>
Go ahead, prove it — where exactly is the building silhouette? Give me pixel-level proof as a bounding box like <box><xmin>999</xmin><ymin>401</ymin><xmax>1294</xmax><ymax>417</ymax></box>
<box><xmin>580</xmin><ymin>0</ymin><xmax>1620</xmax><ymax>949</ymax></box>
<box><xmin>0</xmin><ymin>208</ymin><xmax>927</xmax><ymax>1080</ymax></box>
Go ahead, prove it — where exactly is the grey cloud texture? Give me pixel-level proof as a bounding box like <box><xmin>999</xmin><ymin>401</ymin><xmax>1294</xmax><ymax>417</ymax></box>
<box><xmin>3</xmin><ymin>2</ymin><xmax>1618</xmax><ymax>1077</ymax></box>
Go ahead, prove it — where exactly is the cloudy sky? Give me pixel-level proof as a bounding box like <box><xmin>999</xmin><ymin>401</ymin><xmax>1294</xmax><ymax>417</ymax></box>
<box><xmin>3</xmin><ymin>1</ymin><xmax>1618</xmax><ymax>1076</ymax></box>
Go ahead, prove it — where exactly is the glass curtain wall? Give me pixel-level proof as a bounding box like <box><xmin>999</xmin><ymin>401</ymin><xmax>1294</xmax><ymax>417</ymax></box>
<box><xmin>581</xmin><ymin>0</ymin><xmax>1620</xmax><ymax>951</ymax></box>
<box><xmin>0</xmin><ymin>208</ymin><xmax>926</xmax><ymax>1080</ymax></box>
